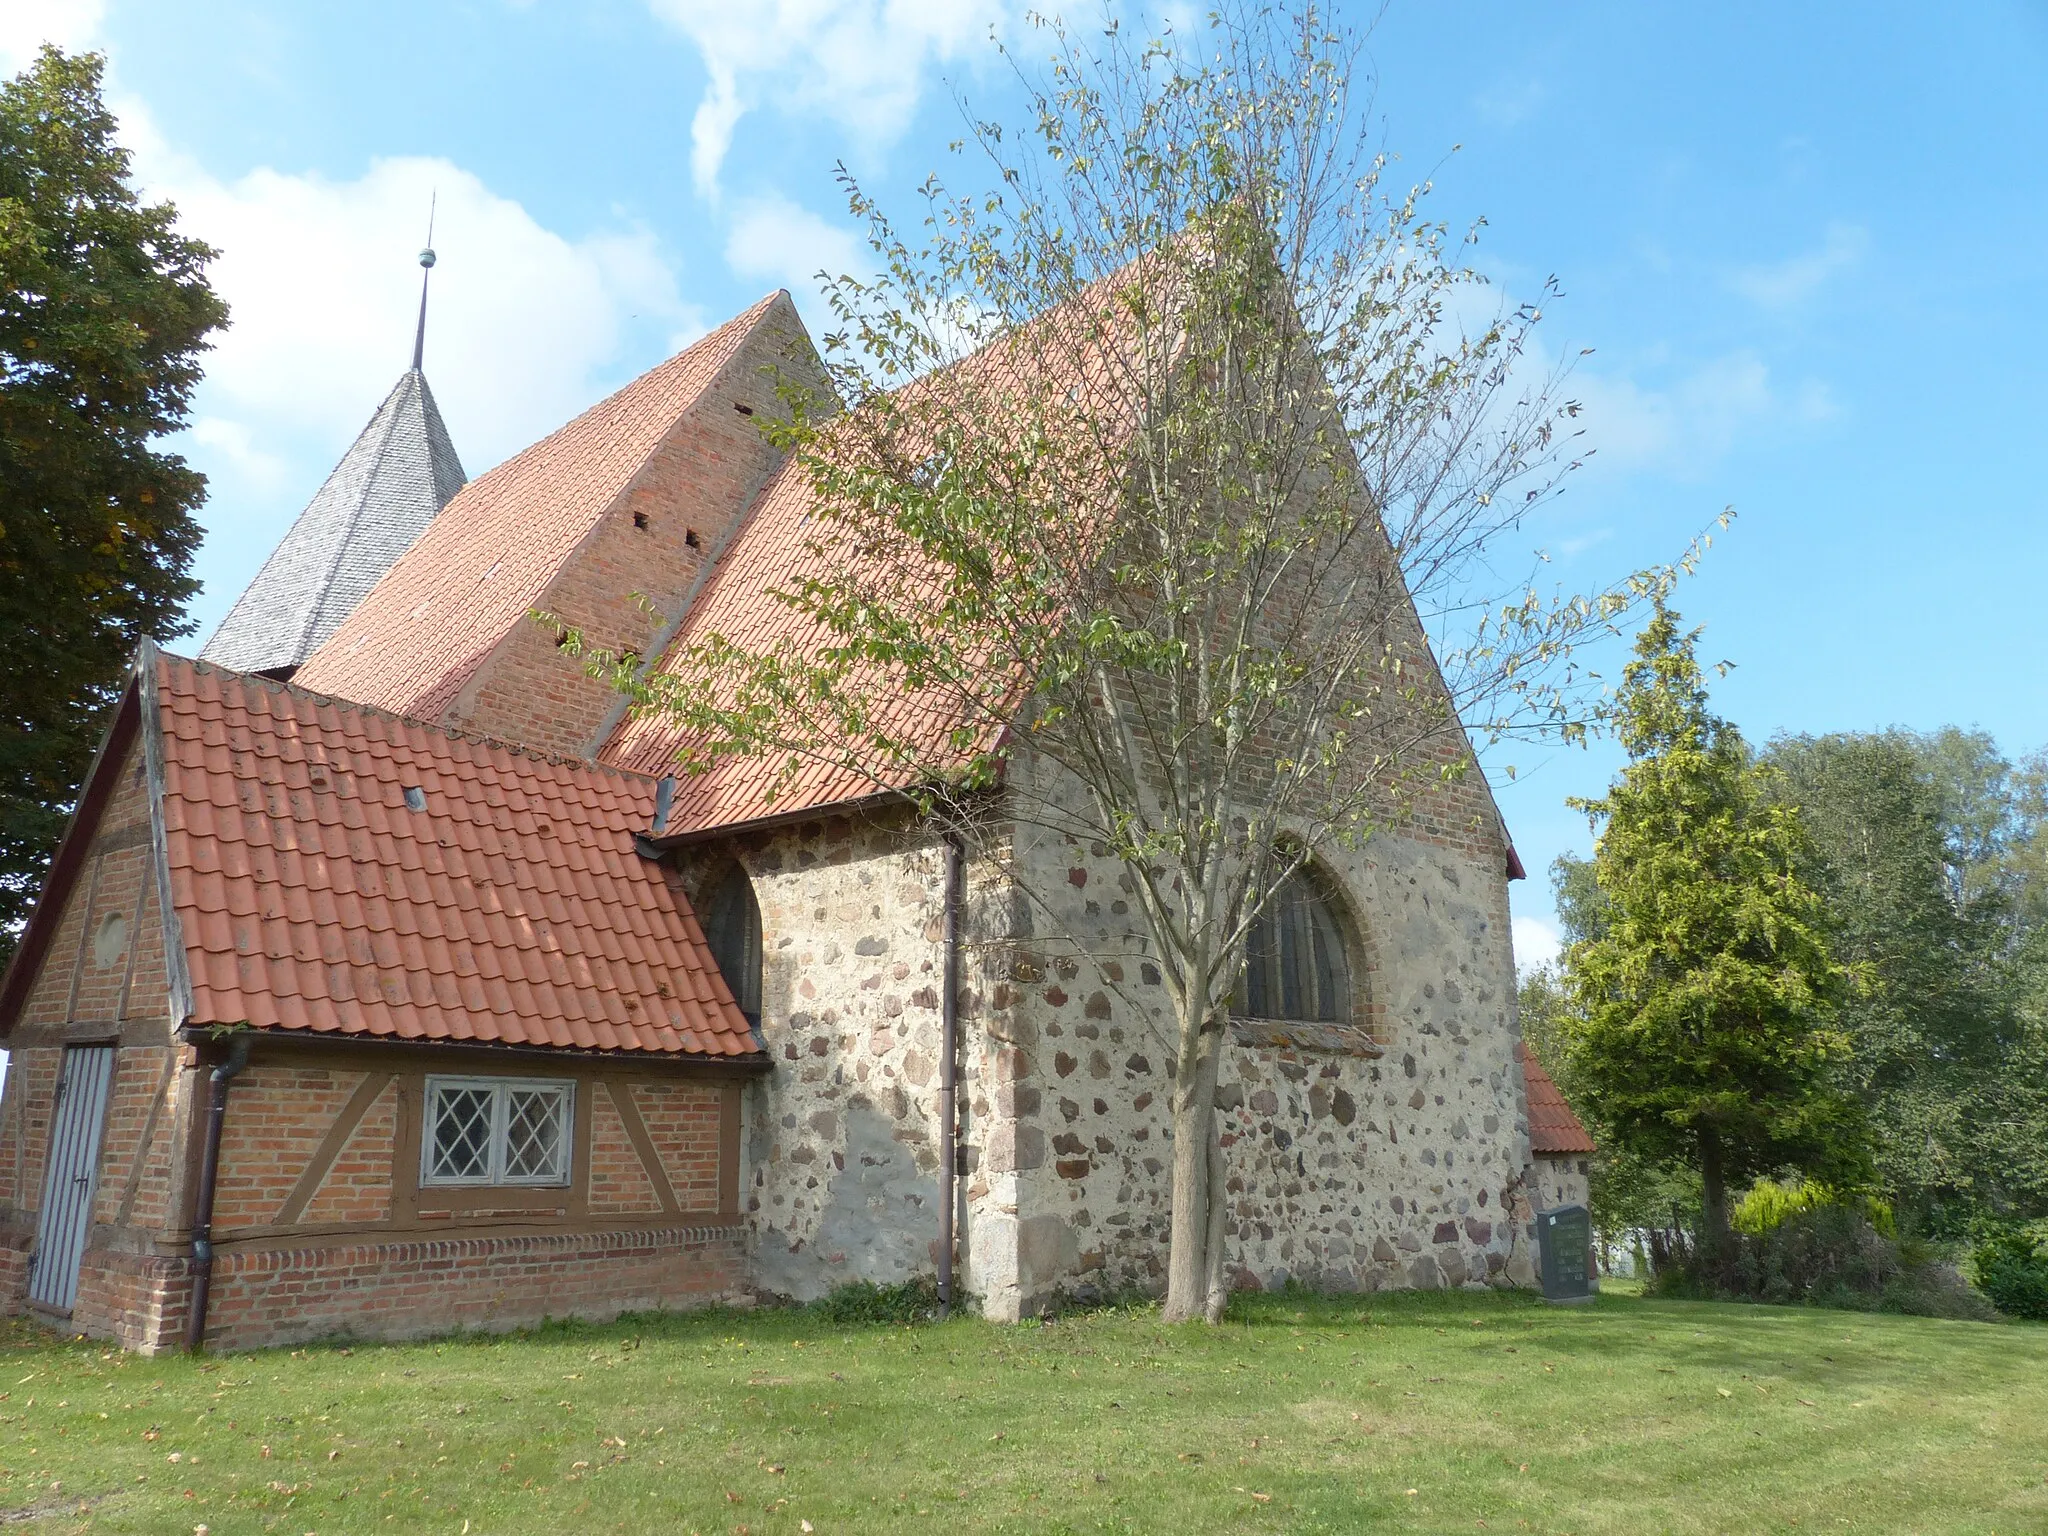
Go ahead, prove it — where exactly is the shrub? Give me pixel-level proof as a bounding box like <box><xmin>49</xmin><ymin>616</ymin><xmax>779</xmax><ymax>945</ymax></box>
<box><xmin>1662</xmin><ymin>1207</ymin><xmax>1995</xmax><ymax>1321</ymax></box>
<box><xmin>1972</xmin><ymin>1227</ymin><xmax>2048</xmax><ymax>1321</ymax></box>
<box><xmin>810</xmin><ymin>1276</ymin><xmax>944</xmax><ymax>1326</ymax></box>
<box><xmin>1732</xmin><ymin>1176</ymin><xmax>1895</xmax><ymax>1239</ymax></box>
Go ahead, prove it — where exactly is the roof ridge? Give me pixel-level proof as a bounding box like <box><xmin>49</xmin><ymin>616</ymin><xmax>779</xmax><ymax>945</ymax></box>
<box><xmin>161</xmin><ymin>649</ymin><xmax>668</xmax><ymax>791</ymax></box>
<box><xmin>435</xmin><ymin>291</ymin><xmax>798</xmax><ymax>736</ymax></box>
<box><xmin>453</xmin><ymin>290</ymin><xmax>788</xmax><ymax>508</ymax></box>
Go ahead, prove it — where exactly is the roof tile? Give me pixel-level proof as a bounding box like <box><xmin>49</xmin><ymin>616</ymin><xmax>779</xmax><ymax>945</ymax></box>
<box><xmin>1517</xmin><ymin>1042</ymin><xmax>1596</xmax><ymax>1156</ymax></box>
<box><xmin>152</xmin><ymin>652</ymin><xmax>758</xmax><ymax>1059</ymax></box>
<box><xmin>292</xmin><ymin>296</ymin><xmax>786</xmax><ymax>721</ymax></box>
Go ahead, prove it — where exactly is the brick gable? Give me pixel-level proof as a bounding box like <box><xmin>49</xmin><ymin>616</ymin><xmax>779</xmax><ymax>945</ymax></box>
<box><xmin>293</xmin><ymin>292</ymin><xmax>824</xmax><ymax>756</ymax></box>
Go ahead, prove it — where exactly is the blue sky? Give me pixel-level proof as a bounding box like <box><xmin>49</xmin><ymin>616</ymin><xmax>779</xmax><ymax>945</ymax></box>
<box><xmin>8</xmin><ymin>1</ymin><xmax>2045</xmax><ymax>967</ymax></box>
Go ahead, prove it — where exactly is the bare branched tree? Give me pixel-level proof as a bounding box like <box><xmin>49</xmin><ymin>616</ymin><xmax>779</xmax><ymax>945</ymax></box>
<box><xmin>589</xmin><ymin>3</ymin><xmax>1708</xmax><ymax>1322</ymax></box>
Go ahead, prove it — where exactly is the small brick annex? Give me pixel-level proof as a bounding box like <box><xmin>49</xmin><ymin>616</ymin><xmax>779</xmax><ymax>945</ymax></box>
<box><xmin>0</xmin><ymin>283</ymin><xmax>1593</xmax><ymax>1353</ymax></box>
<box><xmin>0</xmin><ymin>652</ymin><xmax>762</xmax><ymax>1353</ymax></box>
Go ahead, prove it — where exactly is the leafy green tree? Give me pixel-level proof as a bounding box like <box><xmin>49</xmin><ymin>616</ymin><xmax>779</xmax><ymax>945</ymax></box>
<box><xmin>595</xmin><ymin>4</ymin><xmax>1701</xmax><ymax>1322</ymax></box>
<box><xmin>1763</xmin><ymin>731</ymin><xmax>2013</xmax><ymax>1222</ymax></box>
<box><xmin>1562</xmin><ymin>602</ymin><xmax>1862</xmax><ymax>1241</ymax></box>
<box><xmin>0</xmin><ymin>46</ymin><xmax>223</xmax><ymax>960</ymax></box>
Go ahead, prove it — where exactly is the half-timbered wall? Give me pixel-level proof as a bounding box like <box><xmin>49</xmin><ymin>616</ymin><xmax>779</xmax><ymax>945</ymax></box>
<box><xmin>111</xmin><ymin>1043</ymin><xmax>749</xmax><ymax>1352</ymax></box>
<box><xmin>0</xmin><ymin>735</ymin><xmax>185</xmax><ymax>1317</ymax></box>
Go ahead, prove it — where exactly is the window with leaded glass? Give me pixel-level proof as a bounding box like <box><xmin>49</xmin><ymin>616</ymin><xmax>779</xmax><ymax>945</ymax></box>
<box><xmin>1235</xmin><ymin>868</ymin><xmax>1353</xmax><ymax>1024</ymax></box>
<box><xmin>703</xmin><ymin>863</ymin><xmax>762</xmax><ymax>1023</ymax></box>
<box><xmin>421</xmin><ymin>1077</ymin><xmax>574</xmax><ymax>1187</ymax></box>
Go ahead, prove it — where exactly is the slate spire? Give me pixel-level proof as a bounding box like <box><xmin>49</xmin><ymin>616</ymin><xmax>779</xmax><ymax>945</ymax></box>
<box><xmin>200</xmin><ymin>242</ymin><xmax>467</xmax><ymax>682</ymax></box>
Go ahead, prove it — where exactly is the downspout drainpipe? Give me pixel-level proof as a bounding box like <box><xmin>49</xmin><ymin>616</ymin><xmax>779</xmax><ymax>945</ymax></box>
<box><xmin>938</xmin><ymin>835</ymin><xmax>964</xmax><ymax>1319</ymax></box>
<box><xmin>184</xmin><ymin>1032</ymin><xmax>254</xmax><ymax>1352</ymax></box>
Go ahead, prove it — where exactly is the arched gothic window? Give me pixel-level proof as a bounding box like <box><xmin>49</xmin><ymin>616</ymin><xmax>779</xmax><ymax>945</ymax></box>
<box><xmin>702</xmin><ymin>864</ymin><xmax>762</xmax><ymax>1024</ymax></box>
<box><xmin>1236</xmin><ymin>867</ymin><xmax>1352</xmax><ymax>1023</ymax></box>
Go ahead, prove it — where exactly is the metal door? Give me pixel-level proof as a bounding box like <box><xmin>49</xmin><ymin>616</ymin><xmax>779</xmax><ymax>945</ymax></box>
<box><xmin>28</xmin><ymin>1046</ymin><xmax>116</xmax><ymax>1312</ymax></box>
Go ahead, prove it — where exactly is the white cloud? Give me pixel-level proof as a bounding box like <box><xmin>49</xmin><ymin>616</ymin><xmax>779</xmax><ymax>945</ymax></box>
<box><xmin>649</xmin><ymin>0</ymin><xmax>1016</xmax><ymax>195</ymax></box>
<box><xmin>0</xmin><ymin>0</ymin><xmax>103</xmax><ymax>73</ymax></box>
<box><xmin>724</xmin><ymin>192</ymin><xmax>870</xmax><ymax>330</ymax></box>
<box><xmin>112</xmin><ymin>106</ymin><xmax>700</xmax><ymax>639</ymax></box>
<box><xmin>725</xmin><ymin>193</ymin><xmax>867</xmax><ymax>290</ymax></box>
<box><xmin>1729</xmin><ymin>222</ymin><xmax>1867</xmax><ymax>310</ymax></box>
<box><xmin>1511</xmin><ymin>914</ymin><xmax>1562</xmax><ymax>977</ymax></box>
<box><xmin>1570</xmin><ymin>349</ymin><xmax>1837</xmax><ymax>480</ymax></box>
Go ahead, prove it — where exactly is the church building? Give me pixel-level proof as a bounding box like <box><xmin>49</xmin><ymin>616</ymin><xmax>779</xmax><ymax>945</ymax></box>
<box><xmin>0</xmin><ymin>255</ymin><xmax>1589</xmax><ymax>1352</ymax></box>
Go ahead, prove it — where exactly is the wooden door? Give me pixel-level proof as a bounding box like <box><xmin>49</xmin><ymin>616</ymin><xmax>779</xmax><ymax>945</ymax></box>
<box><xmin>28</xmin><ymin>1046</ymin><xmax>116</xmax><ymax>1313</ymax></box>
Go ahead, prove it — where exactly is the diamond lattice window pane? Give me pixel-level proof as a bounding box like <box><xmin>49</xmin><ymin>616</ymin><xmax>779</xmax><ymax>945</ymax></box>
<box><xmin>503</xmin><ymin>1088</ymin><xmax>566</xmax><ymax>1181</ymax></box>
<box><xmin>429</xmin><ymin>1086</ymin><xmax>494</xmax><ymax>1181</ymax></box>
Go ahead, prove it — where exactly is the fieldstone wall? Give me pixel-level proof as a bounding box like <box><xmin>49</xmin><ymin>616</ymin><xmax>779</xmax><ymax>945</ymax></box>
<box><xmin>1531</xmin><ymin>1154</ymin><xmax>1590</xmax><ymax>1213</ymax></box>
<box><xmin>681</xmin><ymin>812</ymin><xmax>1007</xmax><ymax>1304</ymax></box>
<box><xmin>977</xmin><ymin>809</ymin><xmax>1539</xmax><ymax>1316</ymax></box>
<box><xmin>680</xmin><ymin>791</ymin><xmax>1546</xmax><ymax>1318</ymax></box>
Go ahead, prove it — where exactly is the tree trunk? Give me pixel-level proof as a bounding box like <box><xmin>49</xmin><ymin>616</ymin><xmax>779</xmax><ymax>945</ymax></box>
<box><xmin>1161</xmin><ymin>1004</ymin><xmax>1227</xmax><ymax>1323</ymax></box>
<box><xmin>1698</xmin><ymin>1126</ymin><xmax>1730</xmax><ymax>1249</ymax></box>
<box><xmin>1202</xmin><ymin>1129</ymin><xmax>1231</xmax><ymax>1323</ymax></box>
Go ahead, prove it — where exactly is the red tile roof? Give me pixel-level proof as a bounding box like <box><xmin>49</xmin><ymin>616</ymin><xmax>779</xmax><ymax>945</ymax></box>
<box><xmin>293</xmin><ymin>294</ymin><xmax>788</xmax><ymax>722</ymax></box>
<box><xmin>152</xmin><ymin>651</ymin><xmax>758</xmax><ymax>1058</ymax></box>
<box><xmin>597</xmin><ymin>454</ymin><xmax>976</xmax><ymax>832</ymax></box>
<box><xmin>599</xmin><ymin>286</ymin><xmax>1148</xmax><ymax>831</ymax></box>
<box><xmin>1517</xmin><ymin>1041</ymin><xmax>1595</xmax><ymax>1155</ymax></box>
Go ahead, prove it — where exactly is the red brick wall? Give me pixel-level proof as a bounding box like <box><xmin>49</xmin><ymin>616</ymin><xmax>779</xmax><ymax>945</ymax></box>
<box><xmin>587</xmin><ymin>1086</ymin><xmax>662</xmax><ymax>1214</ymax></box>
<box><xmin>13</xmin><ymin>740</ymin><xmax>171</xmax><ymax>1037</ymax></box>
<box><xmin>299</xmin><ymin>1080</ymin><xmax>396</xmax><ymax>1226</ymax></box>
<box><xmin>453</xmin><ymin>307</ymin><xmax>823</xmax><ymax>756</ymax></box>
<box><xmin>631</xmin><ymin>1079</ymin><xmax>723</xmax><ymax>1212</ymax></box>
<box><xmin>0</xmin><ymin>1047</ymin><xmax>61</xmax><ymax>1221</ymax></box>
<box><xmin>210</xmin><ymin>1064</ymin><xmax>370</xmax><ymax>1231</ymax></box>
<box><xmin>41</xmin><ymin>1052</ymin><xmax>746</xmax><ymax>1353</ymax></box>
<box><xmin>0</xmin><ymin>729</ymin><xmax>186</xmax><ymax>1314</ymax></box>
<box><xmin>71</xmin><ymin>1249</ymin><xmax>189</xmax><ymax>1352</ymax></box>
<box><xmin>91</xmin><ymin>1045</ymin><xmax>177</xmax><ymax>1225</ymax></box>
<box><xmin>64</xmin><ymin>1224</ymin><xmax>745</xmax><ymax>1354</ymax></box>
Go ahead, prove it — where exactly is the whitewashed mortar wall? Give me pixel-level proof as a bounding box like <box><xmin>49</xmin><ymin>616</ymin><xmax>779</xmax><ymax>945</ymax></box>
<box><xmin>678</xmin><ymin>813</ymin><xmax>1002</xmax><ymax>1304</ymax></box>
<box><xmin>976</xmin><ymin>799</ymin><xmax>1544</xmax><ymax>1317</ymax></box>
<box><xmin>681</xmin><ymin>795</ymin><xmax>1546</xmax><ymax>1315</ymax></box>
<box><xmin>1531</xmin><ymin>1155</ymin><xmax>1590</xmax><ymax>1213</ymax></box>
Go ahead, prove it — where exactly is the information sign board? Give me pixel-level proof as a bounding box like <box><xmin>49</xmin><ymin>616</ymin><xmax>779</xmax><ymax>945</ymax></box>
<box><xmin>1538</xmin><ymin>1204</ymin><xmax>1595</xmax><ymax>1302</ymax></box>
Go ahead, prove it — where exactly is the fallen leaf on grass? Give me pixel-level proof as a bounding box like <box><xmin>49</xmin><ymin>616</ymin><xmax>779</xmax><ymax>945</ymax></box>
<box><xmin>1798</xmin><ymin>1399</ymin><xmax>1817</xmax><ymax>1407</ymax></box>
<box><xmin>1717</xmin><ymin>1389</ymin><xmax>1732</xmax><ymax>1399</ymax></box>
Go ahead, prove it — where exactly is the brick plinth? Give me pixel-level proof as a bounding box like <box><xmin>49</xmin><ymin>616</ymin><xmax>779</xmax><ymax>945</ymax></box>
<box><xmin>66</xmin><ymin>1223</ymin><xmax>749</xmax><ymax>1354</ymax></box>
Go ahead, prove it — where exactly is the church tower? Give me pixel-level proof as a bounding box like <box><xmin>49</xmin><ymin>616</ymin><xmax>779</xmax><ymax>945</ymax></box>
<box><xmin>200</xmin><ymin>243</ymin><xmax>466</xmax><ymax>681</ymax></box>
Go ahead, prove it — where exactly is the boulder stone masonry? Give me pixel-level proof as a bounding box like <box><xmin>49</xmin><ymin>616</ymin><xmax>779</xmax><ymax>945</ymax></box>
<box><xmin>679</xmin><ymin>796</ymin><xmax>1544</xmax><ymax>1318</ymax></box>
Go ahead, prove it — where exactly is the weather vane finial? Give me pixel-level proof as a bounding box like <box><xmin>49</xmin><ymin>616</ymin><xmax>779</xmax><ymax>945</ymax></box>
<box><xmin>412</xmin><ymin>191</ymin><xmax>438</xmax><ymax>372</ymax></box>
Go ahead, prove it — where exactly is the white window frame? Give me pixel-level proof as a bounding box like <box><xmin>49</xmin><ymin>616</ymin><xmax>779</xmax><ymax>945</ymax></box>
<box><xmin>420</xmin><ymin>1075</ymin><xmax>576</xmax><ymax>1188</ymax></box>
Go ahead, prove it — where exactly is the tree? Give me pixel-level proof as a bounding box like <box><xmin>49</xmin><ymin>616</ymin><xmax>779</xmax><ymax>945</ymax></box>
<box><xmin>0</xmin><ymin>47</ymin><xmax>225</xmax><ymax>960</ymax></box>
<box><xmin>1763</xmin><ymin>728</ymin><xmax>2048</xmax><ymax>1229</ymax></box>
<box><xmin>1762</xmin><ymin>731</ymin><xmax>2010</xmax><ymax>1222</ymax></box>
<box><xmin>1560</xmin><ymin>601</ymin><xmax>1861</xmax><ymax>1242</ymax></box>
<box><xmin>600</xmin><ymin>5</ymin><xmax>1698</xmax><ymax>1322</ymax></box>
<box><xmin>1524</xmin><ymin>868</ymin><xmax>1699</xmax><ymax>1251</ymax></box>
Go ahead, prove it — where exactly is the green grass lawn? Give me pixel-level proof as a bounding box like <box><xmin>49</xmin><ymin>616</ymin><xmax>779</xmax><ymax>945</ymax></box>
<box><xmin>1</xmin><ymin>1289</ymin><xmax>2043</xmax><ymax>1534</ymax></box>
